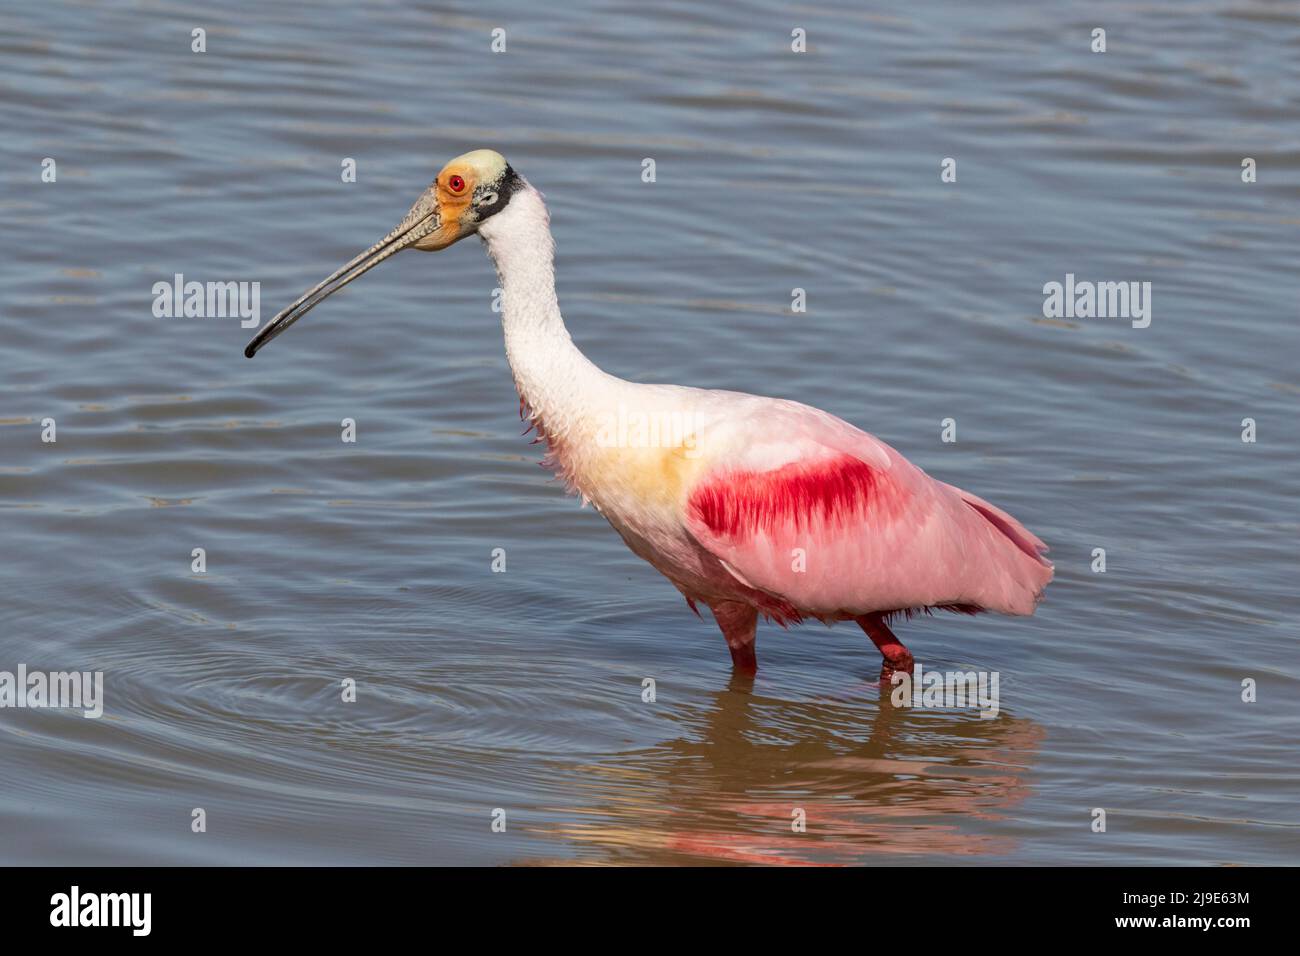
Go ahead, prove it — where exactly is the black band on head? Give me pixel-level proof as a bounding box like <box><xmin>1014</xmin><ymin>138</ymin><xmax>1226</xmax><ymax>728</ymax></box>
<box><xmin>473</xmin><ymin>164</ymin><xmax>521</xmax><ymax>223</ymax></box>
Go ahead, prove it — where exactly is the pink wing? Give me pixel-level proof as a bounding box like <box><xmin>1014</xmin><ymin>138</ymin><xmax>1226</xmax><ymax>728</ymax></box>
<box><xmin>683</xmin><ymin>399</ymin><xmax>1052</xmax><ymax>619</ymax></box>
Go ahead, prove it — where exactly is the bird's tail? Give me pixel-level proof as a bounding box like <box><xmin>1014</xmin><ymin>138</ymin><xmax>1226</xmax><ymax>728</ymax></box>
<box><xmin>952</xmin><ymin>486</ymin><xmax>1054</xmax><ymax>614</ymax></box>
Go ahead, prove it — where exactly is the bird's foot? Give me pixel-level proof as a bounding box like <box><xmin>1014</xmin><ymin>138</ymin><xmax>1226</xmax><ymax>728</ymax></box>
<box><xmin>857</xmin><ymin>614</ymin><xmax>914</xmax><ymax>679</ymax></box>
<box><xmin>878</xmin><ymin>646</ymin><xmax>914</xmax><ymax>678</ymax></box>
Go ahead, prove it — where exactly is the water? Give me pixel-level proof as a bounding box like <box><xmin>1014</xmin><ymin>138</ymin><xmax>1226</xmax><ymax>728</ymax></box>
<box><xmin>2</xmin><ymin>0</ymin><xmax>1297</xmax><ymax>865</ymax></box>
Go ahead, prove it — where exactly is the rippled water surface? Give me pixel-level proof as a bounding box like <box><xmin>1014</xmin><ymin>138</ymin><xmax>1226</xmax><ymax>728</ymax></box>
<box><xmin>2</xmin><ymin>1</ymin><xmax>1298</xmax><ymax>865</ymax></box>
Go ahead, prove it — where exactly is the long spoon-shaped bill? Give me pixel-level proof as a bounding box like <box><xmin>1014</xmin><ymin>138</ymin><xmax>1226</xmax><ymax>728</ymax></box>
<box><xmin>244</xmin><ymin>202</ymin><xmax>440</xmax><ymax>359</ymax></box>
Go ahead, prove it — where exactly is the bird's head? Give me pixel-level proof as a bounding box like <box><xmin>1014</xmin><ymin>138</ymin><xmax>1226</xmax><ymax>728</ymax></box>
<box><xmin>244</xmin><ymin>148</ymin><xmax>522</xmax><ymax>358</ymax></box>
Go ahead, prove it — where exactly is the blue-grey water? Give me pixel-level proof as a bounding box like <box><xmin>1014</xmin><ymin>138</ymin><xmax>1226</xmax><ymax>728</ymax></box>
<box><xmin>1</xmin><ymin>1</ymin><xmax>1297</xmax><ymax>865</ymax></box>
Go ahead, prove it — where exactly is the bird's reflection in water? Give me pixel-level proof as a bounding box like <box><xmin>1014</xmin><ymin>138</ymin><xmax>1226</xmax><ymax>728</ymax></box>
<box><xmin>541</xmin><ymin>673</ymin><xmax>1043</xmax><ymax>865</ymax></box>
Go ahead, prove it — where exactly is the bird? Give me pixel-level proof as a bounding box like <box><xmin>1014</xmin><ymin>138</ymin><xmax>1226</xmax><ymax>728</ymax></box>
<box><xmin>245</xmin><ymin>149</ymin><xmax>1053</xmax><ymax>677</ymax></box>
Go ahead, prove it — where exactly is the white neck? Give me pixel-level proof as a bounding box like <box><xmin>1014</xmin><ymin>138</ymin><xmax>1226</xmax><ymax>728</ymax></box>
<box><xmin>478</xmin><ymin>184</ymin><xmax>615</xmax><ymax>439</ymax></box>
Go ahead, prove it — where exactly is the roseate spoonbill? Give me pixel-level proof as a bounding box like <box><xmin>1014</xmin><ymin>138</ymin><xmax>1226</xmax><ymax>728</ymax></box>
<box><xmin>245</xmin><ymin>149</ymin><xmax>1053</xmax><ymax>676</ymax></box>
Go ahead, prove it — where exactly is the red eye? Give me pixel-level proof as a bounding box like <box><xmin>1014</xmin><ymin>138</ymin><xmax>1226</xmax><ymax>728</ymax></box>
<box><xmin>448</xmin><ymin>174</ymin><xmax>466</xmax><ymax>193</ymax></box>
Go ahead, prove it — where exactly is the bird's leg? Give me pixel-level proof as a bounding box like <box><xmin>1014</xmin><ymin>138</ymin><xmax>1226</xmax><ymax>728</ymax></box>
<box><xmin>856</xmin><ymin>614</ymin><xmax>914</xmax><ymax>676</ymax></box>
<box><xmin>709</xmin><ymin>601</ymin><xmax>759</xmax><ymax>674</ymax></box>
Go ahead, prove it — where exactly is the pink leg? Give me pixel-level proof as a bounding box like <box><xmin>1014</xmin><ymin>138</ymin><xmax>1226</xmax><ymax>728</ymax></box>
<box><xmin>710</xmin><ymin>601</ymin><xmax>759</xmax><ymax>674</ymax></box>
<box><xmin>856</xmin><ymin>614</ymin><xmax>914</xmax><ymax>675</ymax></box>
